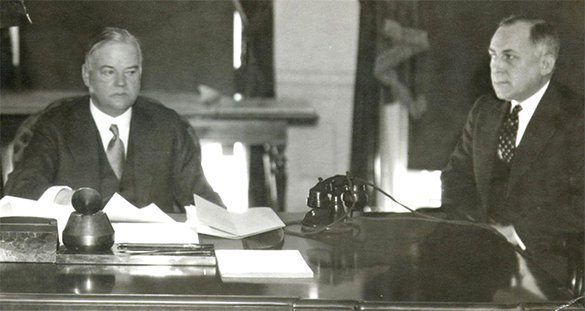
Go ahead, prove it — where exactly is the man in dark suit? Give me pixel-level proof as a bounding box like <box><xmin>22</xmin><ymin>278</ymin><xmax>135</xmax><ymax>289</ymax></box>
<box><xmin>441</xmin><ymin>16</ymin><xmax>583</xmax><ymax>284</ymax></box>
<box><xmin>4</xmin><ymin>27</ymin><xmax>224</xmax><ymax>213</ymax></box>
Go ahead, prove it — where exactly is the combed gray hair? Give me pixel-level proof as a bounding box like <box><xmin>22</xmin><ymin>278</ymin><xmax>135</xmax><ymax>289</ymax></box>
<box><xmin>499</xmin><ymin>15</ymin><xmax>560</xmax><ymax>59</ymax></box>
<box><xmin>84</xmin><ymin>27</ymin><xmax>142</xmax><ymax>65</ymax></box>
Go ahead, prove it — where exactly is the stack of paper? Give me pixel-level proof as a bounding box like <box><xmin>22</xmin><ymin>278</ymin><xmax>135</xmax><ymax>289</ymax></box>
<box><xmin>112</xmin><ymin>223</ymin><xmax>199</xmax><ymax>244</ymax></box>
<box><xmin>186</xmin><ymin>194</ymin><xmax>285</xmax><ymax>239</ymax></box>
<box><xmin>0</xmin><ymin>193</ymin><xmax>197</xmax><ymax>244</ymax></box>
<box><xmin>215</xmin><ymin>249</ymin><xmax>314</xmax><ymax>282</ymax></box>
<box><xmin>0</xmin><ymin>196</ymin><xmax>72</xmax><ymax>235</ymax></box>
<box><xmin>0</xmin><ymin>193</ymin><xmax>216</xmax><ymax>266</ymax></box>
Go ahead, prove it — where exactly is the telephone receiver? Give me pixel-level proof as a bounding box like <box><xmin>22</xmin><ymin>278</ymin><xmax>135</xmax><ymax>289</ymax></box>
<box><xmin>301</xmin><ymin>173</ymin><xmax>368</xmax><ymax>232</ymax></box>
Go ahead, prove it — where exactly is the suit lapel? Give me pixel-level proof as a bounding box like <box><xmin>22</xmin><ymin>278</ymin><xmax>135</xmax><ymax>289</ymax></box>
<box><xmin>508</xmin><ymin>85</ymin><xmax>562</xmax><ymax>191</ymax></box>
<box><xmin>67</xmin><ymin>97</ymin><xmax>102</xmax><ymax>188</ymax></box>
<box><xmin>125</xmin><ymin>98</ymin><xmax>156</xmax><ymax>203</ymax></box>
<box><xmin>476</xmin><ymin>98</ymin><xmax>509</xmax><ymax>199</ymax></box>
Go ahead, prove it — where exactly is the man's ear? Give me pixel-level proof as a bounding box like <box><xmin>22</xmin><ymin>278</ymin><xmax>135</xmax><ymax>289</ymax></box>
<box><xmin>540</xmin><ymin>54</ymin><xmax>556</xmax><ymax>76</ymax></box>
<box><xmin>82</xmin><ymin>63</ymin><xmax>90</xmax><ymax>87</ymax></box>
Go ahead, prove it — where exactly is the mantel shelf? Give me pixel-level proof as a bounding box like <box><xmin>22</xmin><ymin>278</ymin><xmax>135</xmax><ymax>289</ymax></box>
<box><xmin>0</xmin><ymin>90</ymin><xmax>318</xmax><ymax>124</ymax></box>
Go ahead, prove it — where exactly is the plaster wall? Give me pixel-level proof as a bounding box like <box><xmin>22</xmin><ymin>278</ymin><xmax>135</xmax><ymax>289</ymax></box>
<box><xmin>274</xmin><ymin>0</ymin><xmax>359</xmax><ymax>211</ymax></box>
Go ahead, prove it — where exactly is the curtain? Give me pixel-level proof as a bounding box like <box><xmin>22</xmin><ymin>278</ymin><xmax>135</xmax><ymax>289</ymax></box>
<box><xmin>351</xmin><ymin>0</ymin><xmax>380</xmax><ymax>196</ymax></box>
<box><xmin>351</xmin><ymin>0</ymin><xmax>428</xmax><ymax>204</ymax></box>
<box><xmin>233</xmin><ymin>0</ymin><xmax>279</xmax><ymax>209</ymax></box>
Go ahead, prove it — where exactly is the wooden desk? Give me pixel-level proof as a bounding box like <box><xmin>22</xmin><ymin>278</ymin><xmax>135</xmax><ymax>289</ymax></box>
<box><xmin>0</xmin><ymin>91</ymin><xmax>318</xmax><ymax>210</ymax></box>
<box><xmin>0</xmin><ymin>212</ymin><xmax>580</xmax><ymax>310</ymax></box>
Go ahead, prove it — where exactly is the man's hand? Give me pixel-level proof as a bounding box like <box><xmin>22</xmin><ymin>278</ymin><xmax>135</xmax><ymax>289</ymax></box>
<box><xmin>54</xmin><ymin>188</ymin><xmax>74</xmax><ymax>206</ymax></box>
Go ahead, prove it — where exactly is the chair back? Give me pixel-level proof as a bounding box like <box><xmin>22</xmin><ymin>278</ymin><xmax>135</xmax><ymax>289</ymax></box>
<box><xmin>5</xmin><ymin>97</ymin><xmax>77</xmax><ymax>180</ymax></box>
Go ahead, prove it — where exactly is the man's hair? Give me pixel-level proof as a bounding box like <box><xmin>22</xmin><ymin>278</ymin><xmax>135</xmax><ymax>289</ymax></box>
<box><xmin>84</xmin><ymin>27</ymin><xmax>142</xmax><ymax>66</ymax></box>
<box><xmin>499</xmin><ymin>15</ymin><xmax>560</xmax><ymax>59</ymax></box>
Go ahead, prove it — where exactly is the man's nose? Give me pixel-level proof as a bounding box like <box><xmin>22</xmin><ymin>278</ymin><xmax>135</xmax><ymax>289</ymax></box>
<box><xmin>114</xmin><ymin>73</ymin><xmax>127</xmax><ymax>86</ymax></box>
<box><xmin>490</xmin><ymin>57</ymin><xmax>505</xmax><ymax>73</ymax></box>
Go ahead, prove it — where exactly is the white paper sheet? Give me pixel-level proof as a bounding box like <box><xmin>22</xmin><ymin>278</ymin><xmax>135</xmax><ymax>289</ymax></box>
<box><xmin>104</xmin><ymin>193</ymin><xmax>175</xmax><ymax>223</ymax></box>
<box><xmin>112</xmin><ymin>222</ymin><xmax>199</xmax><ymax>244</ymax></box>
<box><xmin>215</xmin><ymin>250</ymin><xmax>314</xmax><ymax>280</ymax></box>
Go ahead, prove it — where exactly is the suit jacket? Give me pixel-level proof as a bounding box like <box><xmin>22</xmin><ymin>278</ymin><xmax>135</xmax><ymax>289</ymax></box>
<box><xmin>5</xmin><ymin>95</ymin><xmax>224</xmax><ymax>213</ymax></box>
<box><xmin>441</xmin><ymin>82</ymin><xmax>584</xmax><ymax>250</ymax></box>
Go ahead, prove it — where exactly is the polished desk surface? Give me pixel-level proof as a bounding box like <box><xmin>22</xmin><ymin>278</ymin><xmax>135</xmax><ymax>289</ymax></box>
<box><xmin>0</xmin><ymin>212</ymin><xmax>581</xmax><ymax>310</ymax></box>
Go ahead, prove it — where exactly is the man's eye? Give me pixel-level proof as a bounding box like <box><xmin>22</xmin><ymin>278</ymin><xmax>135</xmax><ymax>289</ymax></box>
<box><xmin>101</xmin><ymin>70</ymin><xmax>115</xmax><ymax>76</ymax></box>
<box><xmin>489</xmin><ymin>53</ymin><xmax>516</xmax><ymax>62</ymax></box>
<box><xmin>125</xmin><ymin>70</ymin><xmax>137</xmax><ymax>77</ymax></box>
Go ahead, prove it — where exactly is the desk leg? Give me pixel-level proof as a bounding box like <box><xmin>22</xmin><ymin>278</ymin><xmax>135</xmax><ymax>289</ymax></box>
<box><xmin>263</xmin><ymin>144</ymin><xmax>286</xmax><ymax>211</ymax></box>
<box><xmin>248</xmin><ymin>144</ymin><xmax>286</xmax><ymax>211</ymax></box>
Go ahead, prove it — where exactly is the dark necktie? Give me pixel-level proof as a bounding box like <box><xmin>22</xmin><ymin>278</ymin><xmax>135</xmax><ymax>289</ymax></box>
<box><xmin>498</xmin><ymin>104</ymin><xmax>522</xmax><ymax>163</ymax></box>
<box><xmin>107</xmin><ymin>124</ymin><xmax>125</xmax><ymax>179</ymax></box>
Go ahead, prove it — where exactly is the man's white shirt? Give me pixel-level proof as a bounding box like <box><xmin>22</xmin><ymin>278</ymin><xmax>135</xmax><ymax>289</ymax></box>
<box><xmin>89</xmin><ymin>99</ymin><xmax>132</xmax><ymax>155</ymax></box>
<box><xmin>511</xmin><ymin>80</ymin><xmax>549</xmax><ymax>147</ymax></box>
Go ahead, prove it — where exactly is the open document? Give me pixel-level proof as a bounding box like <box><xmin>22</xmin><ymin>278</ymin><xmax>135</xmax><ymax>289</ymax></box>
<box><xmin>185</xmin><ymin>194</ymin><xmax>285</xmax><ymax>239</ymax></box>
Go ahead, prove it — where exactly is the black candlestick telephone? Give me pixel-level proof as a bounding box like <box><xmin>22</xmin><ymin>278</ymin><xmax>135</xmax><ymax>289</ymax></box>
<box><xmin>301</xmin><ymin>173</ymin><xmax>368</xmax><ymax>233</ymax></box>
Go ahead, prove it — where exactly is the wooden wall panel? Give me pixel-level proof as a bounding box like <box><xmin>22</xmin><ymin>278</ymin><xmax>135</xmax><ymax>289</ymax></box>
<box><xmin>13</xmin><ymin>1</ymin><xmax>234</xmax><ymax>94</ymax></box>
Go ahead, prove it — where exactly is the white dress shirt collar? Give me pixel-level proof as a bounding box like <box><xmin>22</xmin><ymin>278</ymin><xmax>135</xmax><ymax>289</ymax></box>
<box><xmin>89</xmin><ymin>99</ymin><xmax>132</xmax><ymax>154</ymax></box>
<box><xmin>510</xmin><ymin>80</ymin><xmax>550</xmax><ymax>146</ymax></box>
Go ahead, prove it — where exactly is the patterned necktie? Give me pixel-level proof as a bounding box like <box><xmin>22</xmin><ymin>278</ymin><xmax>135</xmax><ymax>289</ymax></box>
<box><xmin>498</xmin><ymin>104</ymin><xmax>522</xmax><ymax>163</ymax></box>
<box><xmin>107</xmin><ymin>124</ymin><xmax>125</xmax><ymax>179</ymax></box>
